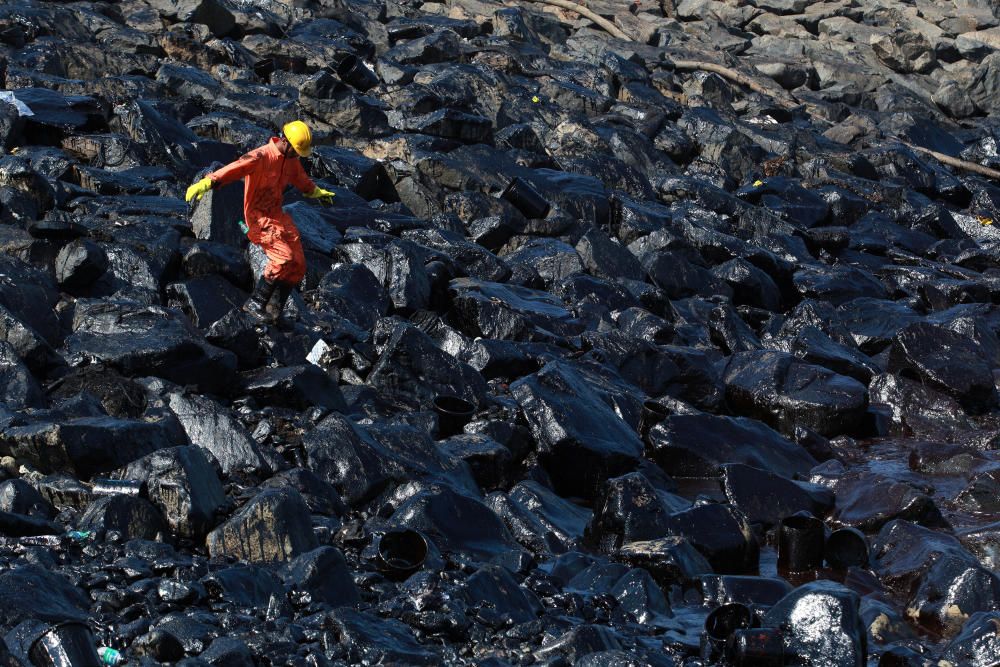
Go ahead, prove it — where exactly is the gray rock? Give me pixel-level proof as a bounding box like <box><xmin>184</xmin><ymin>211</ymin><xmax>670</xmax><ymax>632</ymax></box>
<box><xmin>207</xmin><ymin>488</ymin><xmax>319</xmax><ymax>563</ymax></box>
<box><xmin>872</xmin><ymin>31</ymin><xmax>937</xmax><ymax>74</ymax></box>
<box><xmin>166</xmin><ymin>392</ymin><xmax>276</xmax><ymax>476</ymax></box>
<box><xmin>55</xmin><ymin>240</ymin><xmax>109</xmax><ymax>290</ymax></box>
<box><xmin>933</xmin><ymin>79</ymin><xmax>977</xmax><ymax>119</ymax></box>
<box><xmin>123</xmin><ymin>445</ymin><xmax>226</xmax><ymax>540</ymax></box>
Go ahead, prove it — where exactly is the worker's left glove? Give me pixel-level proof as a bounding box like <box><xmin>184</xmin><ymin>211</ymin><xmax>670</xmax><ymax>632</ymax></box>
<box><xmin>305</xmin><ymin>186</ymin><xmax>335</xmax><ymax>206</ymax></box>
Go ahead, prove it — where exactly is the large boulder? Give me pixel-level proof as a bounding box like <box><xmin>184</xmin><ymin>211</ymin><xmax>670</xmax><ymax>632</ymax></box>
<box><xmin>388</xmin><ymin>486</ymin><xmax>524</xmax><ymax>562</ymax></box>
<box><xmin>888</xmin><ymin>322</ymin><xmax>999</xmax><ymax>414</ymax></box>
<box><xmin>0</xmin><ymin>416</ymin><xmax>177</xmax><ymax>479</ymax></box>
<box><xmin>64</xmin><ymin>300</ymin><xmax>237</xmax><ymax>393</ymax></box>
<box><xmin>79</xmin><ymin>494</ymin><xmax>169</xmax><ymax>541</ymax></box>
<box><xmin>940</xmin><ymin>612</ymin><xmax>1000</xmax><ymax>667</ymax></box>
<box><xmin>122</xmin><ymin>445</ymin><xmax>227</xmax><ymax>540</ymax></box>
<box><xmin>833</xmin><ymin>472</ymin><xmax>947</xmax><ymax>532</ymax></box>
<box><xmin>207</xmin><ymin>488</ymin><xmax>319</xmax><ymax>563</ymax></box>
<box><xmin>647</xmin><ymin>413</ymin><xmax>816</xmax><ymax>479</ymax></box>
<box><xmin>449</xmin><ymin>278</ymin><xmax>584</xmax><ymax>340</ymax></box>
<box><xmin>511</xmin><ymin>361</ymin><xmax>644</xmax><ymax>499</ymax></box>
<box><xmin>584</xmin><ymin>472</ymin><xmax>688</xmax><ymax>553</ymax></box>
<box><xmin>874</xmin><ymin>520</ymin><xmax>1000</xmax><ymax>637</ymax></box>
<box><xmin>720</xmin><ymin>463</ymin><xmax>835</xmax><ymax>527</ymax></box>
<box><xmin>762</xmin><ymin>581</ymin><xmax>866</xmax><ymax>667</ymax></box>
<box><xmin>304</xmin><ymin>415</ymin><xmax>476</xmax><ymax>506</ymax></box>
<box><xmin>327</xmin><ymin>609</ymin><xmax>440</xmax><ymax>665</ymax></box>
<box><xmin>723</xmin><ymin>350</ymin><xmax>869</xmax><ymax>437</ymax></box>
<box><xmin>166</xmin><ymin>392</ymin><xmax>276</xmax><ymax>476</ymax></box>
<box><xmin>367</xmin><ymin>319</ymin><xmax>488</xmax><ymax>409</ymax></box>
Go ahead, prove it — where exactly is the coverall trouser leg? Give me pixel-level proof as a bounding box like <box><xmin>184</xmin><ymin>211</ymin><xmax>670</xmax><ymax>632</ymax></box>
<box><xmin>250</xmin><ymin>214</ymin><xmax>306</xmax><ymax>285</ymax></box>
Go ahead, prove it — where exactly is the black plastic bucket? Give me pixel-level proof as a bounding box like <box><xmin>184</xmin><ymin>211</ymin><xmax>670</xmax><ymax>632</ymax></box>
<box><xmin>705</xmin><ymin>603</ymin><xmax>753</xmax><ymax>641</ymax></box>
<box><xmin>377</xmin><ymin>529</ymin><xmax>428</xmax><ymax>581</ymax></box>
<box><xmin>433</xmin><ymin>394</ymin><xmax>475</xmax><ymax>439</ymax></box>
<box><xmin>726</xmin><ymin>628</ymin><xmax>785</xmax><ymax>666</ymax></box>
<box><xmin>777</xmin><ymin>515</ymin><xmax>825</xmax><ymax>573</ymax></box>
<box><xmin>501</xmin><ymin>177</ymin><xmax>551</xmax><ymax>220</ymax></box>
<box><xmin>28</xmin><ymin>622</ymin><xmax>101</xmax><ymax>667</ymax></box>
<box><xmin>336</xmin><ymin>54</ymin><xmax>378</xmax><ymax>92</ymax></box>
<box><xmin>825</xmin><ymin>527</ymin><xmax>868</xmax><ymax>570</ymax></box>
<box><xmin>424</xmin><ymin>260</ymin><xmax>452</xmax><ymax>313</ymax></box>
<box><xmin>702</xmin><ymin>603</ymin><xmax>753</xmax><ymax>662</ymax></box>
<box><xmin>638</xmin><ymin>399</ymin><xmax>670</xmax><ymax>442</ymax></box>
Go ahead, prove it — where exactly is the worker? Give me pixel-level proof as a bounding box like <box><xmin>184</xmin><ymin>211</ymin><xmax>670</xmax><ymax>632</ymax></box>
<box><xmin>184</xmin><ymin>120</ymin><xmax>335</xmax><ymax>323</ymax></box>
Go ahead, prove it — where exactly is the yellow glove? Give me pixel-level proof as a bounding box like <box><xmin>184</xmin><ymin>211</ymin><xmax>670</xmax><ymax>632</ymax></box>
<box><xmin>185</xmin><ymin>177</ymin><xmax>213</xmax><ymax>202</ymax></box>
<box><xmin>305</xmin><ymin>186</ymin><xmax>335</xmax><ymax>205</ymax></box>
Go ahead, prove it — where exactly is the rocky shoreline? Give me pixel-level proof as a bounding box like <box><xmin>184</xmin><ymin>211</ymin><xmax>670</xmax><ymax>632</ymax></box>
<box><xmin>2</xmin><ymin>0</ymin><xmax>1000</xmax><ymax>664</ymax></box>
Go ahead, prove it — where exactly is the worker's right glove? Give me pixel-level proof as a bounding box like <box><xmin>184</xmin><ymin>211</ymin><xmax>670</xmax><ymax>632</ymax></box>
<box><xmin>185</xmin><ymin>177</ymin><xmax>213</xmax><ymax>202</ymax></box>
<box><xmin>305</xmin><ymin>186</ymin><xmax>335</xmax><ymax>206</ymax></box>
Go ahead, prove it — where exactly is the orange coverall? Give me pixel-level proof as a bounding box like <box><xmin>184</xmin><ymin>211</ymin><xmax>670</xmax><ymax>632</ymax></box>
<box><xmin>207</xmin><ymin>137</ymin><xmax>316</xmax><ymax>285</ymax></box>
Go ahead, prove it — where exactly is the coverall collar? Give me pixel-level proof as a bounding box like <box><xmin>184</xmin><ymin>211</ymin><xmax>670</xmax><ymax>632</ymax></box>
<box><xmin>267</xmin><ymin>137</ymin><xmax>298</xmax><ymax>159</ymax></box>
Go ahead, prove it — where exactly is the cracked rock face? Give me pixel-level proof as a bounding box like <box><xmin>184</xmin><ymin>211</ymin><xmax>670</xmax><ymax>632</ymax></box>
<box><xmin>2</xmin><ymin>0</ymin><xmax>1000</xmax><ymax>664</ymax></box>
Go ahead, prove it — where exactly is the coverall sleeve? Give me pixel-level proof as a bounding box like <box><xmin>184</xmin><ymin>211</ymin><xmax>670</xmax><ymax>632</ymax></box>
<box><xmin>206</xmin><ymin>150</ymin><xmax>262</xmax><ymax>188</ymax></box>
<box><xmin>289</xmin><ymin>159</ymin><xmax>317</xmax><ymax>194</ymax></box>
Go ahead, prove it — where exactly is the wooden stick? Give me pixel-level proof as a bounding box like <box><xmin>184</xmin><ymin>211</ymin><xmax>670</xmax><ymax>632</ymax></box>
<box><xmin>903</xmin><ymin>142</ymin><xmax>1000</xmax><ymax>182</ymax></box>
<box><xmin>521</xmin><ymin>0</ymin><xmax>634</xmax><ymax>42</ymax></box>
<box><xmin>672</xmin><ymin>59</ymin><xmax>799</xmax><ymax>109</ymax></box>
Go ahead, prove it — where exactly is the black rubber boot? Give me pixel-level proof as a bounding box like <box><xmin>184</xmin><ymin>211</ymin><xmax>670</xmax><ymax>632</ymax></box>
<box><xmin>243</xmin><ymin>276</ymin><xmax>277</xmax><ymax>322</ymax></box>
<box><xmin>266</xmin><ymin>281</ymin><xmax>295</xmax><ymax>326</ymax></box>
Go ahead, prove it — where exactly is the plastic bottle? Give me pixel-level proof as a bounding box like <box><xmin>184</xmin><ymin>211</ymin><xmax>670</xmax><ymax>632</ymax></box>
<box><xmin>98</xmin><ymin>647</ymin><xmax>123</xmax><ymax>665</ymax></box>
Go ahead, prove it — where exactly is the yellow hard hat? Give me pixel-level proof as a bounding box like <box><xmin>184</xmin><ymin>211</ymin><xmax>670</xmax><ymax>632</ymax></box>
<box><xmin>282</xmin><ymin>120</ymin><xmax>312</xmax><ymax>157</ymax></box>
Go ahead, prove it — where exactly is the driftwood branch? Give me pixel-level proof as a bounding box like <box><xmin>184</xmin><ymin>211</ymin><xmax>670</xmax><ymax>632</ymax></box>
<box><xmin>904</xmin><ymin>142</ymin><xmax>1000</xmax><ymax>182</ymax></box>
<box><xmin>521</xmin><ymin>0</ymin><xmax>633</xmax><ymax>41</ymax></box>
<box><xmin>672</xmin><ymin>59</ymin><xmax>799</xmax><ymax>109</ymax></box>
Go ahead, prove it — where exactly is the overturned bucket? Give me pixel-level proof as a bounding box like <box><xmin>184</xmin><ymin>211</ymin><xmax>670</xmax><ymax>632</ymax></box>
<box><xmin>433</xmin><ymin>394</ymin><xmax>475</xmax><ymax>439</ymax></box>
<box><xmin>825</xmin><ymin>527</ymin><xmax>868</xmax><ymax>570</ymax></box>
<box><xmin>336</xmin><ymin>54</ymin><xmax>379</xmax><ymax>92</ymax></box>
<box><xmin>377</xmin><ymin>529</ymin><xmax>428</xmax><ymax>581</ymax></box>
<box><xmin>500</xmin><ymin>177</ymin><xmax>551</xmax><ymax>220</ymax></box>
<box><xmin>29</xmin><ymin>622</ymin><xmax>101</xmax><ymax>667</ymax></box>
<box><xmin>777</xmin><ymin>514</ymin><xmax>825</xmax><ymax>573</ymax></box>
